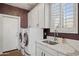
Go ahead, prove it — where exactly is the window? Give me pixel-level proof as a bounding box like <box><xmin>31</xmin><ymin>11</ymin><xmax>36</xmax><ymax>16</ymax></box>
<box><xmin>50</xmin><ymin>3</ymin><xmax>61</xmax><ymax>29</ymax></box>
<box><xmin>50</xmin><ymin>3</ymin><xmax>78</xmax><ymax>33</ymax></box>
<box><xmin>63</xmin><ymin>3</ymin><xmax>74</xmax><ymax>28</ymax></box>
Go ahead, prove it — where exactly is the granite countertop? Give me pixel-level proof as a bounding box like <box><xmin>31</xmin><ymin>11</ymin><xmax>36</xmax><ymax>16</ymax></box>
<box><xmin>36</xmin><ymin>39</ymin><xmax>79</xmax><ymax>56</ymax></box>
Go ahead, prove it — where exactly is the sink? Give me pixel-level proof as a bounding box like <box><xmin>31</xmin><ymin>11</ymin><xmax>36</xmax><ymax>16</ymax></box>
<box><xmin>42</xmin><ymin>40</ymin><xmax>58</xmax><ymax>45</ymax></box>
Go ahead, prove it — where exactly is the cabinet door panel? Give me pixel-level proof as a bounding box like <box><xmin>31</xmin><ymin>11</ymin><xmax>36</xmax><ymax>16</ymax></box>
<box><xmin>28</xmin><ymin>11</ymin><xmax>32</xmax><ymax>27</ymax></box>
<box><xmin>32</xmin><ymin>6</ymin><xmax>39</xmax><ymax>27</ymax></box>
<box><xmin>58</xmin><ymin>53</ymin><xmax>65</xmax><ymax>56</ymax></box>
<box><xmin>28</xmin><ymin>6</ymin><xmax>39</xmax><ymax>28</ymax></box>
<box><xmin>38</xmin><ymin>4</ymin><xmax>45</xmax><ymax>28</ymax></box>
<box><xmin>44</xmin><ymin>52</ymin><xmax>52</xmax><ymax>56</ymax></box>
<box><xmin>36</xmin><ymin>43</ymin><xmax>58</xmax><ymax>56</ymax></box>
<box><xmin>36</xmin><ymin>46</ymin><xmax>43</xmax><ymax>56</ymax></box>
<box><xmin>44</xmin><ymin>4</ymin><xmax>50</xmax><ymax>28</ymax></box>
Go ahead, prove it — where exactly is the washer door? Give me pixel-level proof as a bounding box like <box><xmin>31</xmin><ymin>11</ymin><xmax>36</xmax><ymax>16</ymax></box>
<box><xmin>19</xmin><ymin>32</ymin><xmax>22</xmax><ymax>42</ymax></box>
<box><xmin>24</xmin><ymin>32</ymin><xmax>28</xmax><ymax>47</ymax></box>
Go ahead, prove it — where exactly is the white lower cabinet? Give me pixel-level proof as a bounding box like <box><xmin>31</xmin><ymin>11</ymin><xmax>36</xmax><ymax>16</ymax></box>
<box><xmin>36</xmin><ymin>46</ymin><xmax>52</xmax><ymax>56</ymax></box>
<box><xmin>42</xmin><ymin>50</ymin><xmax>52</xmax><ymax>56</ymax></box>
<box><xmin>36</xmin><ymin>43</ymin><xmax>57</xmax><ymax>56</ymax></box>
<box><xmin>57</xmin><ymin>53</ymin><xmax>66</xmax><ymax>56</ymax></box>
<box><xmin>36</xmin><ymin>42</ymin><xmax>66</xmax><ymax>56</ymax></box>
<box><xmin>36</xmin><ymin>46</ymin><xmax>42</xmax><ymax>56</ymax></box>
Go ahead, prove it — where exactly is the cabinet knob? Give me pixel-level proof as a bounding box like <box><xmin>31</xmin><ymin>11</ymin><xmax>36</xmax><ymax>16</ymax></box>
<box><xmin>44</xmin><ymin>53</ymin><xmax>45</xmax><ymax>56</ymax></box>
<box><xmin>37</xmin><ymin>24</ymin><xmax>39</xmax><ymax>27</ymax></box>
<box><xmin>62</xmin><ymin>25</ymin><xmax>64</xmax><ymax>28</ymax></box>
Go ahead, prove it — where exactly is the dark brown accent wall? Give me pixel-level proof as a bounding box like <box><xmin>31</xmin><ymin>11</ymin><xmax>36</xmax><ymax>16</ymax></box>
<box><xmin>44</xmin><ymin>3</ymin><xmax>79</xmax><ymax>40</ymax></box>
<box><xmin>47</xmin><ymin>32</ymin><xmax>79</xmax><ymax>40</ymax></box>
<box><xmin>0</xmin><ymin>3</ymin><xmax>28</xmax><ymax>28</ymax></box>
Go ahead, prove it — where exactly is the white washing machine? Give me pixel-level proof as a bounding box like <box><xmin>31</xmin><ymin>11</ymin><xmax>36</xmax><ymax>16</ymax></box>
<box><xmin>19</xmin><ymin>28</ymin><xmax>29</xmax><ymax>56</ymax></box>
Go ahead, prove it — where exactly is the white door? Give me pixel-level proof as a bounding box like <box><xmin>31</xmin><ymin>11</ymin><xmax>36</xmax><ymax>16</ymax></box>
<box><xmin>2</xmin><ymin>15</ymin><xmax>20</xmax><ymax>52</ymax></box>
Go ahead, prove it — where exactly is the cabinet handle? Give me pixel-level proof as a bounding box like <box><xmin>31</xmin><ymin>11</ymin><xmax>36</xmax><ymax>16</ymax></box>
<box><xmin>62</xmin><ymin>25</ymin><xmax>64</xmax><ymax>28</ymax></box>
<box><xmin>41</xmin><ymin>52</ymin><xmax>43</xmax><ymax>56</ymax></box>
<box><xmin>37</xmin><ymin>24</ymin><xmax>39</xmax><ymax>27</ymax></box>
<box><xmin>44</xmin><ymin>53</ymin><xmax>45</xmax><ymax>56</ymax></box>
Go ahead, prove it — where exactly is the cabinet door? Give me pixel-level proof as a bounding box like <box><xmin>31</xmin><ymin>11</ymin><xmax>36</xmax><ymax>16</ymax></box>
<box><xmin>38</xmin><ymin>3</ymin><xmax>45</xmax><ymax>28</ymax></box>
<box><xmin>36</xmin><ymin>46</ymin><xmax>52</xmax><ymax>56</ymax></box>
<box><xmin>62</xmin><ymin>3</ymin><xmax>78</xmax><ymax>33</ymax></box>
<box><xmin>44</xmin><ymin>4</ymin><xmax>50</xmax><ymax>28</ymax></box>
<box><xmin>28</xmin><ymin>6</ymin><xmax>39</xmax><ymax>28</ymax></box>
<box><xmin>44</xmin><ymin>52</ymin><xmax>52</xmax><ymax>56</ymax></box>
<box><xmin>32</xmin><ymin>6</ymin><xmax>39</xmax><ymax>27</ymax></box>
<box><xmin>28</xmin><ymin>11</ymin><xmax>32</xmax><ymax>28</ymax></box>
<box><xmin>43</xmin><ymin>50</ymin><xmax>52</xmax><ymax>56</ymax></box>
<box><xmin>58</xmin><ymin>53</ymin><xmax>66</xmax><ymax>56</ymax></box>
<box><xmin>50</xmin><ymin>3</ymin><xmax>61</xmax><ymax>32</ymax></box>
<box><xmin>36</xmin><ymin>46</ymin><xmax>42</xmax><ymax>56</ymax></box>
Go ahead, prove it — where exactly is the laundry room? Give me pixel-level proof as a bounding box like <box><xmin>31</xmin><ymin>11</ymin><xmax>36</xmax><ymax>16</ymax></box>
<box><xmin>0</xmin><ymin>1</ymin><xmax>79</xmax><ymax>57</ymax></box>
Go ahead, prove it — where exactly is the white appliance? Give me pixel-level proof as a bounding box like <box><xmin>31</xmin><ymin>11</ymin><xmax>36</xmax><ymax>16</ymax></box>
<box><xmin>20</xmin><ymin>28</ymin><xmax>43</xmax><ymax>56</ymax></box>
<box><xmin>19</xmin><ymin>28</ymin><xmax>28</xmax><ymax>55</ymax></box>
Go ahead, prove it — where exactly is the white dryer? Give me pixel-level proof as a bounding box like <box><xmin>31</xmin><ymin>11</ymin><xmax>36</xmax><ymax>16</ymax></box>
<box><xmin>19</xmin><ymin>28</ymin><xmax>43</xmax><ymax>56</ymax></box>
<box><xmin>24</xmin><ymin>28</ymin><xmax>43</xmax><ymax>56</ymax></box>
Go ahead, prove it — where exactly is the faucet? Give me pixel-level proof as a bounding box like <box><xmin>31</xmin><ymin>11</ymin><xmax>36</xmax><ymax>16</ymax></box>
<box><xmin>53</xmin><ymin>24</ymin><xmax>59</xmax><ymax>41</ymax></box>
<box><xmin>54</xmin><ymin>30</ymin><xmax>58</xmax><ymax>41</ymax></box>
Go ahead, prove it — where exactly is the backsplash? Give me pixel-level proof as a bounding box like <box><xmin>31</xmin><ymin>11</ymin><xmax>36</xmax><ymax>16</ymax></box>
<box><xmin>48</xmin><ymin>32</ymin><xmax>79</xmax><ymax>40</ymax></box>
<box><xmin>43</xmin><ymin>28</ymin><xmax>79</xmax><ymax>40</ymax></box>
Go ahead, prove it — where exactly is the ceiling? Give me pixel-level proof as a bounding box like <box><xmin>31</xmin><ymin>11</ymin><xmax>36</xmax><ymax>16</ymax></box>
<box><xmin>6</xmin><ymin>3</ymin><xmax>37</xmax><ymax>10</ymax></box>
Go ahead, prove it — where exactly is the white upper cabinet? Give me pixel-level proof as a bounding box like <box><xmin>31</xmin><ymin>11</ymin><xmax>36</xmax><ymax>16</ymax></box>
<box><xmin>38</xmin><ymin>3</ymin><xmax>50</xmax><ymax>28</ymax></box>
<box><xmin>38</xmin><ymin>3</ymin><xmax>45</xmax><ymax>28</ymax></box>
<box><xmin>44</xmin><ymin>4</ymin><xmax>50</xmax><ymax>28</ymax></box>
<box><xmin>32</xmin><ymin>6</ymin><xmax>39</xmax><ymax>28</ymax></box>
<box><xmin>28</xmin><ymin>10</ymin><xmax>33</xmax><ymax>28</ymax></box>
<box><xmin>28</xmin><ymin>3</ymin><xmax>49</xmax><ymax>28</ymax></box>
<box><xmin>50</xmin><ymin>3</ymin><xmax>78</xmax><ymax>33</ymax></box>
<box><xmin>28</xmin><ymin>5</ymin><xmax>39</xmax><ymax>28</ymax></box>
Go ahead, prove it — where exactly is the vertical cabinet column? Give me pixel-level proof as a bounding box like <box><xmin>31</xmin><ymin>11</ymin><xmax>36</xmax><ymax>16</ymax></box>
<box><xmin>38</xmin><ymin>3</ymin><xmax>45</xmax><ymax>28</ymax></box>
